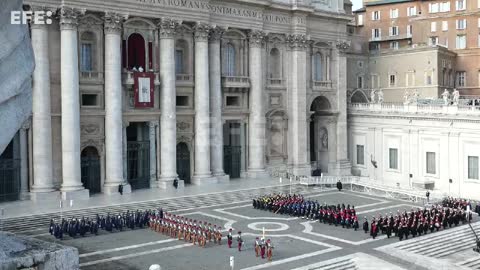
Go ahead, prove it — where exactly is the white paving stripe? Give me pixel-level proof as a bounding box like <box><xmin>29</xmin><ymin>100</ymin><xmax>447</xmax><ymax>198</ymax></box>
<box><xmin>301</xmin><ymin>221</ymin><xmax>387</xmax><ymax>245</ymax></box>
<box><xmin>79</xmin><ymin>239</ymin><xmax>177</xmax><ymax>258</ymax></box>
<box><xmin>78</xmin><ymin>243</ymin><xmax>192</xmax><ymax>267</ymax></box>
<box><xmin>357</xmin><ymin>204</ymin><xmax>418</xmax><ymax>215</ymax></box>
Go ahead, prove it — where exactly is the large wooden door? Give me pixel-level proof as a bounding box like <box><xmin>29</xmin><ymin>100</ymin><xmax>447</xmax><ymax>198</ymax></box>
<box><xmin>176</xmin><ymin>143</ymin><xmax>191</xmax><ymax>184</ymax></box>
<box><xmin>81</xmin><ymin>147</ymin><xmax>101</xmax><ymax>194</ymax></box>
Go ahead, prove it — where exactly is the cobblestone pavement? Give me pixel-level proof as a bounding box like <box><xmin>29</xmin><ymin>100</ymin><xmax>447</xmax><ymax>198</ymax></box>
<box><xmin>6</xmin><ymin>187</ymin><xmax>480</xmax><ymax>270</ymax></box>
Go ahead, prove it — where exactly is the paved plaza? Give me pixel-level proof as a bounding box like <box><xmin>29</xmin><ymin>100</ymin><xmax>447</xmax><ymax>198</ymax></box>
<box><xmin>2</xmin><ymin>182</ymin><xmax>479</xmax><ymax>270</ymax></box>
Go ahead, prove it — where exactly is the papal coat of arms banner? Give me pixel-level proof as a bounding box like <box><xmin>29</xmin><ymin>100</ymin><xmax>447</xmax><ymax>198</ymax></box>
<box><xmin>134</xmin><ymin>72</ymin><xmax>154</xmax><ymax>108</ymax></box>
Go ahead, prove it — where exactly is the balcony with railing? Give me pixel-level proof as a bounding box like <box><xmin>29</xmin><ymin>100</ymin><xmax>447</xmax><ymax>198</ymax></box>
<box><xmin>80</xmin><ymin>71</ymin><xmax>104</xmax><ymax>83</ymax></box>
<box><xmin>267</xmin><ymin>78</ymin><xmax>285</xmax><ymax>88</ymax></box>
<box><xmin>122</xmin><ymin>70</ymin><xmax>160</xmax><ymax>86</ymax></box>
<box><xmin>175</xmin><ymin>73</ymin><xmax>194</xmax><ymax>86</ymax></box>
<box><xmin>348</xmin><ymin>102</ymin><xmax>480</xmax><ymax>116</ymax></box>
<box><xmin>221</xmin><ymin>76</ymin><xmax>250</xmax><ymax>88</ymax></box>
<box><xmin>312</xmin><ymin>80</ymin><xmax>334</xmax><ymax>91</ymax></box>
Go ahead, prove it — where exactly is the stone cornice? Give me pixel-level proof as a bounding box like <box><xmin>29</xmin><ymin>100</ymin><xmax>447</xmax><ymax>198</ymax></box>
<box><xmin>158</xmin><ymin>18</ymin><xmax>181</xmax><ymax>39</ymax></box>
<box><xmin>209</xmin><ymin>26</ymin><xmax>226</xmax><ymax>43</ymax></box>
<box><xmin>104</xmin><ymin>12</ymin><xmax>128</xmax><ymax>35</ymax></box>
<box><xmin>194</xmin><ymin>22</ymin><xmax>210</xmax><ymax>42</ymax></box>
<box><xmin>248</xmin><ymin>30</ymin><xmax>266</xmax><ymax>48</ymax></box>
<box><xmin>348</xmin><ymin>112</ymin><xmax>480</xmax><ymax>124</ymax></box>
<box><xmin>59</xmin><ymin>6</ymin><xmax>86</xmax><ymax>30</ymax></box>
<box><xmin>287</xmin><ymin>34</ymin><xmax>308</xmax><ymax>50</ymax></box>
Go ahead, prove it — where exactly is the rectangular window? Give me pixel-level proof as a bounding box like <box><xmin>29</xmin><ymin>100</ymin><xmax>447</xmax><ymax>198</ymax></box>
<box><xmin>389</xmin><ymin>148</ymin><xmax>398</xmax><ymax>170</ymax></box>
<box><xmin>356</xmin><ymin>145</ymin><xmax>365</xmax><ymax>165</ymax></box>
<box><xmin>372</xmin><ymin>29</ymin><xmax>381</xmax><ymax>40</ymax></box>
<box><xmin>357</xmin><ymin>76</ymin><xmax>363</xmax><ymax>88</ymax></box>
<box><xmin>426</xmin><ymin>152</ymin><xmax>436</xmax><ymax>174</ymax></box>
<box><xmin>81</xmin><ymin>94</ymin><xmax>98</xmax><ymax>106</ymax></box>
<box><xmin>407</xmin><ymin>25</ymin><xmax>413</xmax><ymax>37</ymax></box>
<box><xmin>176</xmin><ymin>96</ymin><xmax>189</xmax><ymax>106</ymax></box>
<box><xmin>429</xmin><ymin>36</ymin><xmax>439</xmax><ymax>45</ymax></box>
<box><xmin>456</xmin><ymin>19</ymin><xmax>467</xmax><ymax>29</ymax></box>
<box><xmin>80</xmin><ymin>43</ymin><xmax>92</xmax><ymax>71</ymax></box>
<box><xmin>226</xmin><ymin>96</ymin><xmax>240</xmax><ymax>106</ymax></box>
<box><xmin>390</xmin><ymin>9</ymin><xmax>399</xmax><ymax>18</ymax></box>
<box><xmin>175</xmin><ymin>49</ymin><xmax>184</xmax><ymax>74</ymax></box>
<box><xmin>457</xmin><ymin>71</ymin><xmax>466</xmax><ymax>86</ymax></box>
<box><xmin>456</xmin><ymin>0</ymin><xmax>466</xmax><ymax>10</ymax></box>
<box><xmin>371</xmin><ymin>74</ymin><xmax>379</xmax><ymax>88</ymax></box>
<box><xmin>468</xmin><ymin>156</ymin><xmax>479</xmax><ymax>179</ymax></box>
<box><xmin>440</xmin><ymin>1</ymin><xmax>451</xmax><ymax>11</ymax></box>
<box><xmin>407</xmin><ymin>6</ymin><xmax>417</xmax><ymax>16</ymax></box>
<box><xmin>390</xmin><ymin>41</ymin><xmax>399</xmax><ymax>49</ymax></box>
<box><xmin>431</xmin><ymin>21</ymin><xmax>437</xmax><ymax>32</ymax></box>
<box><xmin>389</xmin><ymin>26</ymin><xmax>399</xmax><ymax>36</ymax></box>
<box><xmin>456</xmin><ymin>35</ymin><xmax>466</xmax><ymax>49</ymax></box>
<box><xmin>372</xmin><ymin>11</ymin><xmax>380</xmax><ymax>20</ymax></box>
<box><xmin>426</xmin><ymin>73</ymin><xmax>433</xmax><ymax>85</ymax></box>
<box><xmin>442</xmin><ymin>21</ymin><xmax>448</xmax><ymax>31</ymax></box>
<box><xmin>429</xmin><ymin>3</ymin><xmax>439</xmax><ymax>12</ymax></box>
<box><xmin>389</xmin><ymin>74</ymin><xmax>396</xmax><ymax>86</ymax></box>
<box><xmin>358</xmin><ymin>14</ymin><xmax>364</xmax><ymax>25</ymax></box>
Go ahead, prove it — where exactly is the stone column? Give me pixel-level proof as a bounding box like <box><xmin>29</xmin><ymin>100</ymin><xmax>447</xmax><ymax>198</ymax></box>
<box><xmin>240</xmin><ymin>121</ymin><xmax>247</xmax><ymax>176</ymax></box>
<box><xmin>287</xmin><ymin>34</ymin><xmax>311</xmax><ymax>176</ymax></box>
<box><xmin>122</xmin><ymin>121</ymin><xmax>129</xmax><ymax>181</ymax></box>
<box><xmin>19</xmin><ymin>120</ymin><xmax>30</xmax><ymax>199</ymax></box>
<box><xmin>209</xmin><ymin>26</ymin><xmax>228</xmax><ymax>181</ymax></box>
<box><xmin>59</xmin><ymin>7</ymin><xmax>88</xmax><ymax>200</ymax></box>
<box><xmin>332</xmin><ymin>41</ymin><xmax>351</xmax><ymax>175</ymax></box>
<box><xmin>247</xmin><ymin>30</ymin><xmax>268</xmax><ymax>178</ymax></box>
<box><xmin>103</xmin><ymin>13</ymin><xmax>130</xmax><ymax>194</ymax></box>
<box><xmin>149</xmin><ymin>121</ymin><xmax>158</xmax><ymax>187</ymax></box>
<box><xmin>191</xmin><ymin>23</ymin><xmax>214</xmax><ymax>184</ymax></box>
<box><xmin>30</xmin><ymin>19</ymin><xmax>55</xmax><ymax>198</ymax></box>
<box><xmin>158</xmin><ymin>18</ymin><xmax>179</xmax><ymax>188</ymax></box>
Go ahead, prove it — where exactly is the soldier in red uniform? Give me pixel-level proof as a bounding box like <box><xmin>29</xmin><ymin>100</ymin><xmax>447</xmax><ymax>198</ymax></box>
<box><xmin>266</xmin><ymin>239</ymin><xmax>274</xmax><ymax>261</ymax></box>
<box><xmin>227</xmin><ymin>228</ymin><xmax>233</xmax><ymax>248</ymax></box>
<box><xmin>237</xmin><ymin>231</ymin><xmax>243</xmax><ymax>251</ymax></box>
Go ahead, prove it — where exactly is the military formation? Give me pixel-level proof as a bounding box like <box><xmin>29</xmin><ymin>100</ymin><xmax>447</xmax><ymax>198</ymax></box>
<box><xmin>49</xmin><ymin>209</ymin><xmax>151</xmax><ymax>239</ymax></box>
<box><xmin>252</xmin><ymin>193</ymin><xmax>360</xmax><ymax>230</ymax></box>
<box><xmin>148</xmin><ymin>211</ymin><xmax>223</xmax><ymax>248</ymax></box>
<box><xmin>363</xmin><ymin>197</ymin><xmax>476</xmax><ymax>241</ymax></box>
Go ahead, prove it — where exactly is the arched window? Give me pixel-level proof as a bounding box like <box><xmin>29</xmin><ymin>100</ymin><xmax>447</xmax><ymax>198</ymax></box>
<box><xmin>224</xmin><ymin>43</ymin><xmax>236</xmax><ymax>76</ymax></box>
<box><xmin>269</xmin><ymin>48</ymin><xmax>281</xmax><ymax>78</ymax></box>
<box><xmin>127</xmin><ymin>33</ymin><xmax>145</xmax><ymax>70</ymax></box>
<box><xmin>80</xmin><ymin>32</ymin><xmax>95</xmax><ymax>71</ymax></box>
<box><xmin>314</xmin><ymin>52</ymin><xmax>322</xmax><ymax>81</ymax></box>
<box><xmin>175</xmin><ymin>39</ymin><xmax>188</xmax><ymax>74</ymax></box>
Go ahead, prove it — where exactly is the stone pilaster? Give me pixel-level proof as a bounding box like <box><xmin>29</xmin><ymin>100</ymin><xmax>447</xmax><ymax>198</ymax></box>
<box><xmin>247</xmin><ymin>30</ymin><xmax>268</xmax><ymax>178</ymax></box>
<box><xmin>287</xmin><ymin>34</ymin><xmax>311</xmax><ymax>176</ymax></box>
<box><xmin>19</xmin><ymin>120</ymin><xmax>30</xmax><ymax>200</ymax></box>
<box><xmin>30</xmin><ymin>19</ymin><xmax>55</xmax><ymax>198</ymax></box>
<box><xmin>149</xmin><ymin>121</ymin><xmax>159</xmax><ymax>187</ymax></box>
<box><xmin>59</xmin><ymin>7</ymin><xmax>89</xmax><ymax>200</ymax></box>
<box><xmin>332</xmin><ymin>41</ymin><xmax>351</xmax><ymax>176</ymax></box>
<box><xmin>103</xmin><ymin>12</ymin><xmax>130</xmax><ymax>194</ymax></box>
<box><xmin>192</xmin><ymin>23</ymin><xmax>215</xmax><ymax>184</ymax></box>
<box><xmin>158</xmin><ymin>18</ymin><xmax>179</xmax><ymax>188</ymax></box>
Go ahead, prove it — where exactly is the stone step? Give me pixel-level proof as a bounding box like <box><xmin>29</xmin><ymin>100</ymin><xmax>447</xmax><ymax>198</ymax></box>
<box><xmin>309</xmin><ymin>258</ymin><xmax>352</xmax><ymax>270</ymax></box>
<box><xmin>320</xmin><ymin>261</ymin><xmax>355</xmax><ymax>270</ymax></box>
<box><xmin>406</xmin><ymin>231</ymin><xmax>475</xmax><ymax>253</ymax></box>
<box><xmin>435</xmin><ymin>245</ymin><xmax>474</xmax><ymax>258</ymax></box>
<box><xmin>420</xmin><ymin>237</ymin><xmax>475</xmax><ymax>257</ymax></box>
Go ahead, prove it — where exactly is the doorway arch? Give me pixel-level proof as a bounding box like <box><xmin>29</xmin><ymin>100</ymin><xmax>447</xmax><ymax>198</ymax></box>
<box><xmin>309</xmin><ymin>96</ymin><xmax>333</xmax><ymax>175</ymax></box>
<box><xmin>176</xmin><ymin>142</ymin><xmax>191</xmax><ymax>184</ymax></box>
<box><xmin>81</xmin><ymin>146</ymin><xmax>101</xmax><ymax>194</ymax></box>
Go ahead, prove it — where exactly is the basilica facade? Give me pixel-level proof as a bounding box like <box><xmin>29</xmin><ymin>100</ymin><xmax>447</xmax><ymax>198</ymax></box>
<box><xmin>9</xmin><ymin>0</ymin><xmax>353</xmax><ymax>200</ymax></box>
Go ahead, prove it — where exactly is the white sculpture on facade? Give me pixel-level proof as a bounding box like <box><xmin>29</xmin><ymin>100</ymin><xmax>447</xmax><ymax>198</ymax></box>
<box><xmin>441</xmin><ymin>89</ymin><xmax>450</xmax><ymax>105</ymax></box>
<box><xmin>452</xmin><ymin>88</ymin><xmax>460</xmax><ymax>105</ymax></box>
<box><xmin>377</xmin><ymin>89</ymin><xmax>384</xmax><ymax>104</ymax></box>
<box><xmin>412</xmin><ymin>89</ymin><xmax>419</xmax><ymax>104</ymax></box>
<box><xmin>403</xmin><ymin>90</ymin><xmax>410</xmax><ymax>105</ymax></box>
<box><xmin>370</xmin><ymin>89</ymin><xmax>376</xmax><ymax>103</ymax></box>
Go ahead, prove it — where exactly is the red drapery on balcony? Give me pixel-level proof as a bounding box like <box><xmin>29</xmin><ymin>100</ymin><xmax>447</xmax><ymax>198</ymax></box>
<box><xmin>127</xmin><ymin>33</ymin><xmax>145</xmax><ymax>69</ymax></box>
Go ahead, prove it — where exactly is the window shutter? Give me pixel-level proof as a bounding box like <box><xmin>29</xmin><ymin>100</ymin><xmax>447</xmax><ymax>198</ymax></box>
<box><xmin>372</xmin><ymin>12</ymin><xmax>375</xmax><ymax>20</ymax></box>
<box><xmin>389</xmin><ymin>27</ymin><xmax>393</xmax><ymax>36</ymax></box>
<box><xmin>372</xmin><ymin>29</ymin><xmax>375</xmax><ymax>38</ymax></box>
<box><xmin>379</xmin><ymin>28</ymin><xmax>382</xmax><ymax>38</ymax></box>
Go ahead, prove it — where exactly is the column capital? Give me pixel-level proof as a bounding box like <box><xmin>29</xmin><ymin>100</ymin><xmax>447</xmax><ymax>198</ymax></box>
<box><xmin>335</xmin><ymin>40</ymin><xmax>351</xmax><ymax>53</ymax></box>
<box><xmin>158</xmin><ymin>18</ymin><xmax>180</xmax><ymax>39</ymax></box>
<box><xmin>194</xmin><ymin>22</ymin><xmax>211</xmax><ymax>42</ymax></box>
<box><xmin>21</xmin><ymin>118</ymin><xmax>32</xmax><ymax>130</ymax></box>
<box><xmin>248</xmin><ymin>30</ymin><xmax>266</xmax><ymax>48</ymax></box>
<box><xmin>287</xmin><ymin>34</ymin><xmax>308</xmax><ymax>50</ymax></box>
<box><xmin>59</xmin><ymin>6</ymin><xmax>85</xmax><ymax>31</ymax></box>
<box><xmin>104</xmin><ymin>12</ymin><xmax>128</xmax><ymax>35</ymax></box>
<box><xmin>209</xmin><ymin>26</ymin><xmax>226</xmax><ymax>43</ymax></box>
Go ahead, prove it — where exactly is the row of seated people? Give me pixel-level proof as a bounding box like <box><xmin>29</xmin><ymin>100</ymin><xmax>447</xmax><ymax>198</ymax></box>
<box><xmin>364</xmin><ymin>203</ymin><xmax>473</xmax><ymax>241</ymax></box>
<box><xmin>49</xmin><ymin>209</ymin><xmax>151</xmax><ymax>239</ymax></box>
<box><xmin>149</xmin><ymin>211</ymin><xmax>222</xmax><ymax>248</ymax></box>
<box><xmin>252</xmin><ymin>193</ymin><xmax>360</xmax><ymax>230</ymax></box>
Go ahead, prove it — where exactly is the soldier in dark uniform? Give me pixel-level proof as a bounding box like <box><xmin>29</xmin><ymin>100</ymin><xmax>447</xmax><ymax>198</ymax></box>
<box><xmin>362</xmin><ymin>217</ymin><xmax>369</xmax><ymax>233</ymax></box>
<box><xmin>237</xmin><ymin>231</ymin><xmax>243</xmax><ymax>251</ymax></box>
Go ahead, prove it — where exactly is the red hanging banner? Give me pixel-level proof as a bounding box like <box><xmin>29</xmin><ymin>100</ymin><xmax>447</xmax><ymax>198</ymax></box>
<box><xmin>133</xmin><ymin>72</ymin><xmax>155</xmax><ymax>108</ymax></box>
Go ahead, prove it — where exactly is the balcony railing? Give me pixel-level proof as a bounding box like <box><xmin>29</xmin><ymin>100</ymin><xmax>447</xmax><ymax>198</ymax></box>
<box><xmin>349</xmin><ymin>102</ymin><xmax>480</xmax><ymax>116</ymax></box>
<box><xmin>121</xmin><ymin>71</ymin><xmax>160</xmax><ymax>85</ymax></box>
<box><xmin>221</xmin><ymin>76</ymin><xmax>250</xmax><ymax>88</ymax></box>
<box><xmin>175</xmin><ymin>73</ymin><xmax>194</xmax><ymax>86</ymax></box>
<box><xmin>313</xmin><ymin>80</ymin><xmax>333</xmax><ymax>90</ymax></box>
<box><xmin>268</xmin><ymin>78</ymin><xmax>284</xmax><ymax>86</ymax></box>
<box><xmin>80</xmin><ymin>71</ymin><xmax>104</xmax><ymax>82</ymax></box>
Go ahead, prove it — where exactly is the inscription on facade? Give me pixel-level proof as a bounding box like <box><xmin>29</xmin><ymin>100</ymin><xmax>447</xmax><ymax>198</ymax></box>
<box><xmin>135</xmin><ymin>0</ymin><xmax>295</xmax><ymax>24</ymax></box>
